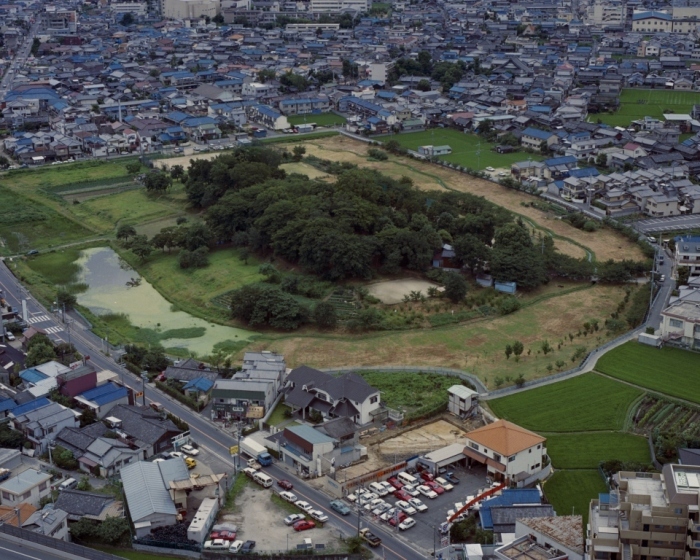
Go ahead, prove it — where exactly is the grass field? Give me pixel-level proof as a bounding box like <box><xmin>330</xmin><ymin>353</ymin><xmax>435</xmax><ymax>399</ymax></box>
<box><xmin>280</xmin><ymin>161</ymin><xmax>332</xmax><ymax>179</ymax></box>
<box><xmin>596</xmin><ymin>341</ymin><xmax>700</xmax><ymax>404</ymax></box>
<box><xmin>543</xmin><ymin>470</ymin><xmax>607</xmax><ymax>522</ymax></box>
<box><xmin>546</xmin><ymin>432</ymin><xmax>650</xmax><ymax>469</ymax></box>
<box><xmin>288</xmin><ymin>113</ymin><xmax>346</xmax><ymax>127</ymax></box>
<box><xmin>390</xmin><ymin>130</ymin><xmax>540</xmax><ymax>170</ymax></box>
<box><xmin>595</xmin><ymin>89</ymin><xmax>700</xmax><ymax>127</ymax></box>
<box><xmin>96</xmin><ymin>548</ymin><xmax>180</xmax><ymax>560</ymax></box>
<box><xmin>487</xmin><ymin>373</ymin><xmax>642</xmax><ymax>431</ymax></box>
<box><xmin>25</xmin><ymin>247</ymin><xmax>84</xmax><ymax>285</ymax></box>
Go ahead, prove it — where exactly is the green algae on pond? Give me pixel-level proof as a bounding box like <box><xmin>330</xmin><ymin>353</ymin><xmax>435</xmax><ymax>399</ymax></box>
<box><xmin>75</xmin><ymin>247</ymin><xmax>255</xmax><ymax>355</ymax></box>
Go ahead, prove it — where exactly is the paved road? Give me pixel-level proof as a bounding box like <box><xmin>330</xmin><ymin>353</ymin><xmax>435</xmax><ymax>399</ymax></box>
<box><xmin>0</xmin><ymin>535</ymin><xmax>80</xmax><ymax>560</ymax></box>
<box><xmin>1</xmin><ymin>20</ymin><xmax>40</xmax><ymax>94</ymax></box>
<box><xmin>633</xmin><ymin>215</ymin><xmax>700</xmax><ymax>234</ymax></box>
<box><xmin>0</xmin><ymin>260</ymin><xmax>423</xmax><ymax>560</ymax></box>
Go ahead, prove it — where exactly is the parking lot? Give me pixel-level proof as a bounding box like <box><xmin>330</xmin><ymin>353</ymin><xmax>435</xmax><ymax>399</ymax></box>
<box><xmin>348</xmin><ymin>462</ymin><xmax>490</xmax><ymax>552</ymax></box>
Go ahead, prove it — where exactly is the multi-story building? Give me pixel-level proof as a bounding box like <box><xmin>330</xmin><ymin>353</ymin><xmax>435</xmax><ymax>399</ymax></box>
<box><xmin>588</xmin><ymin>465</ymin><xmax>700</xmax><ymax>560</ymax></box>
<box><xmin>590</xmin><ymin>0</ymin><xmax>626</xmax><ymax>27</ymax></box>
<box><xmin>309</xmin><ymin>0</ymin><xmax>367</xmax><ymax>13</ymax></box>
<box><xmin>43</xmin><ymin>9</ymin><xmax>77</xmax><ymax>35</ymax></box>
<box><xmin>161</xmin><ymin>0</ymin><xmax>220</xmax><ymax>19</ymax></box>
<box><xmin>675</xmin><ymin>235</ymin><xmax>700</xmax><ymax>277</ymax></box>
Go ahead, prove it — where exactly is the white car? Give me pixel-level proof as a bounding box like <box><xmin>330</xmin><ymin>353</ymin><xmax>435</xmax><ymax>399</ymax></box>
<box><xmin>169</xmin><ymin>451</ymin><xmax>184</xmax><ymax>459</ymax></box>
<box><xmin>380</xmin><ymin>507</ymin><xmax>397</xmax><ymax>522</ymax></box>
<box><xmin>485</xmin><ymin>166</ymin><xmax>495</xmax><ymax>172</ymax></box>
<box><xmin>229</xmin><ymin>540</ymin><xmax>244</xmax><ymax>553</ymax></box>
<box><xmin>398</xmin><ymin>517</ymin><xmax>416</xmax><ymax>530</ymax></box>
<box><xmin>380</xmin><ymin>481</ymin><xmax>394</xmax><ymax>495</ymax></box>
<box><xmin>408</xmin><ymin>498</ymin><xmax>428</xmax><ymax>512</ymax></box>
<box><xmin>280</xmin><ymin>491</ymin><xmax>298</xmax><ymax>503</ymax></box>
<box><xmin>204</xmin><ymin>539</ymin><xmax>231</xmax><ymax>550</ymax></box>
<box><xmin>310</xmin><ymin>510</ymin><xmax>329</xmax><ymax>523</ymax></box>
<box><xmin>295</xmin><ymin>501</ymin><xmax>314</xmax><ymax>514</ymax></box>
<box><xmin>417</xmin><ymin>485</ymin><xmax>438</xmax><ymax>499</ymax></box>
<box><xmin>181</xmin><ymin>444</ymin><xmax>200</xmax><ymax>456</ymax></box>
<box><xmin>4</xmin><ymin>330</ymin><xmax>15</xmax><ymax>341</ymax></box>
<box><xmin>372</xmin><ymin>502</ymin><xmax>391</xmax><ymax>516</ymax></box>
<box><xmin>363</xmin><ymin>498</ymin><xmax>385</xmax><ymax>512</ymax></box>
<box><xmin>395</xmin><ymin>500</ymin><xmax>417</xmax><ymax>516</ymax></box>
<box><xmin>153</xmin><ymin>458</ymin><xmax>165</xmax><ymax>463</ymax></box>
<box><xmin>284</xmin><ymin>513</ymin><xmax>305</xmax><ymax>526</ymax></box>
<box><xmin>435</xmin><ymin>477</ymin><xmax>454</xmax><ymax>491</ymax></box>
<box><xmin>402</xmin><ymin>484</ymin><xmax>420</xmax><ymax>497</ymax></box>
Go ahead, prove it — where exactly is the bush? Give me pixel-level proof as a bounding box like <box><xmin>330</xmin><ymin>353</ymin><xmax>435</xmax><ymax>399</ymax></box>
<box><xmin>155</xmin><ymin>381</ymin><xmax>205</xmax><ymax>411</ymax></box>
<box><xmin>498</xmin><ymin>297</ymin><xmax>521</xmax><ymax>315</ymax></box>
<box><xmin>53</xmin><ymin>446</ymin><xmax>78</xmax><ymax>470</ymax></box>
<box><xmin>367</xmin><ymin>148</ymin><xmax>388</xmax><ymax>161</ymax></box>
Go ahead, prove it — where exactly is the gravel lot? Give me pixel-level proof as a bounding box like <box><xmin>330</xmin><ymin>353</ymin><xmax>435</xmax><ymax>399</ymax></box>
<box><xmin>219</xmin><ymin>482</ymin><xmax>345</xmax><ymax>553</ymax></box>
<box><xmin>366</xmin><ymin>279</ymin><xmax>440</xmax><ymax>304</ymax></box>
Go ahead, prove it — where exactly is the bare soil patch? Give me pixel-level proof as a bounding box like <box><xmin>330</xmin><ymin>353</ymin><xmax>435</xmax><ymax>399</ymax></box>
<box><xmin>299</xmin><ymin>136</ymin><xmax>643</xmax><ymax>262</ymax></box>
<box><xmin>154</xmin><ymin>152</ymin><xmax>224</xmax><ymax>170</ymax></box>
<box><xmin>280</xmin><ymin>162</ymin><xmax>332</xmax><ymax>180</ymax></box>
<box><xmin>367</xmin><ymin>278</ymin><xmax>440</xmax><ymax>304</ymax></box>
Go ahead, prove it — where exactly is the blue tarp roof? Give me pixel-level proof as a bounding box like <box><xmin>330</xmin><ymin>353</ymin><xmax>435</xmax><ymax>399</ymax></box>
<box><xmin>183</xmin><ymin>377</ymin><xmax>215</xmax><ymax>392</ymax></box>
<box><xmin>20</xmin><ymin>368</ymin><xmax>48</xmax><ymax>384</ymax></box>
<box><xmin>11</xmin><ymin>397</ymin><xmax>51</xmax><ymax>417</ymax></box>
<box><xmin>0</xmin><ymin>398</ymin><xmax>15</xmax><ymax>413</ymax></box>
<box><xmin>79</xmin><ymin>382</ymin><xmax>127</xmax><ymax>406</ymax></box>
<box><xmin>480</xmin><ymin>489</ymin><xmax>542</xmax><ymax>529</ymax></box>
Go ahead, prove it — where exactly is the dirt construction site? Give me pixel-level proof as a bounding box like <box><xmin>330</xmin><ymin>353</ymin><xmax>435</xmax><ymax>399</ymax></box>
<box><xmin>340</xmin><ymin>418</ymin><xmax>478</xmax><ymax>480</ymax></box>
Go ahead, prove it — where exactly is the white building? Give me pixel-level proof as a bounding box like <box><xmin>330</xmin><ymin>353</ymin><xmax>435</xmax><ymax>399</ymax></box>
<box><xmin>187</xmin><ymin>497</ymin><xmax>219</xmax><ymax>543</ymax></box>
<box><xmin>161</xmin><ymin>0</ymin><xmax>220</xmax><ymax>19</ymax></box>
<box><xmin>111</xmin><ymin>1</ymin><xmax>149</xmax><ymax>16</ymax></box>
<box><xmin>463</xmin><ymin>420</ymin><xmax>547</xmax><ymax>485</ymax></box>
<box><xmin>309</xmin><ymin>0</ymin><xmax>368</xmax><ymax>12</ymax></box>
<box><xmin>0</xmin><ymin>469</ymin><xmax>52</xmax><ymax>508</ymax></box>
<box><xmin>495</xmin><ymin>517</ymin><xmax>584</xmax><ymax>560</ymax></box>
<box><xmin>675</xmin><ymin>235</ymin><xmax>700</xmax><ymax>277</ymax></box>
<box><xmin>447</xmin><ymin>385</ymin><xmax>478</xmax><ymax>418</ymax></box>
<box><xmin>589</xmin><ymin>0</ymin><xmax>625</xmax><ymax>27</ymax></box>
<box><xmin>369</xmin><ymin>63</ymin><xmax>388</xmax><ymax>83</ymax></box>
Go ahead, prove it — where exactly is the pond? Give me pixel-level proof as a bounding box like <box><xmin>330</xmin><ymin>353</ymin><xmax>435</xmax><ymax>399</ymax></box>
<box><xmin>76</xmin><ymin>247</ymin><xmax>255</xmax><ymax>355</ymax></box>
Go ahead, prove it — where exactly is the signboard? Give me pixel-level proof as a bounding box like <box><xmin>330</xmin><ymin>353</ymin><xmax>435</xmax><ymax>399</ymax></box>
<box><xmin>230</xmin><ymin>445</ymin><xmax>239</xmax><ymax>455</ymax></box>
<box><xmin>441</xmin><ymin>537</ymin><xmax>449</xmax><ymax>547</ymax></box>
<box><xmin>246</xmin><ymin>405</ymin><xmax>264</xmax><ymax>419</ymax></box>
<box><xmin>134</xmin><ymin>391</ymin><xmax>143</xmax><ymax>398</ymax></box>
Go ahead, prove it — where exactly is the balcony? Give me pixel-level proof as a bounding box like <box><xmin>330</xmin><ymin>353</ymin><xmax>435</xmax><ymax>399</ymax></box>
<box><xmin>689</xmin><ymin>519</ymin><xmax>700</xmax><ymax>533</ymax></box>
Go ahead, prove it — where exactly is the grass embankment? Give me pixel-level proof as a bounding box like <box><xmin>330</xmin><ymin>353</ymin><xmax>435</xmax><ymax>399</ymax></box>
<box><xmin>488</xmin><ymin>373</ymin><xmax>650</xmax><ymax>524</ymax></box>
<box><xmin>596</xmin><ymin>341</ymin><xmax>700</xmax><ymax>404</ymax></box>
<box><xmin>595</xmin><ymin>89</ymin><xmax>700</xmax><ymax>127</ymax></box>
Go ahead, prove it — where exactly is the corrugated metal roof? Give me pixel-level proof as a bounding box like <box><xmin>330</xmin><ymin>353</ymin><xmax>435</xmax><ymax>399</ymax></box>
<box><xmin>120</xmin><ymin>462</ymin><xmax>176</xmax><ymax>522</ymax></box>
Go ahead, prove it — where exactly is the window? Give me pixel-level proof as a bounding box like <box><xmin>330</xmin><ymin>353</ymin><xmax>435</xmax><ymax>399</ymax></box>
<box><xmin>370</xmin><ymin>396</ymin><xmax>378</xmax><ymax>404</ymax></box>
<box><xmin>509</xmin><ymin>456</ymin><xmax>516</xmax><ymax>462</ymax></box>
<box><xmin>39</xmin><ymin>482</ymin><xmax>47</xmax><ymax>492</ymax></box>
<box><xmin>470</xmin><ymin>442</ymin><xmax>479</xmax><ymax>451</ymax></box>
<box><xmin>493</xmin><ymin>453</ymin><xmax>501</xmax><ymax>463</ymax></box>
<box><xmin>670</xmin><ymin>319</ymin><xmax>683</xmax><ymax>328</ymax></box>
<box><xmin>21</xmin><ymin>491</ymin><xmax>30</xmax><ymax>500</ymax></box>
<box><xmin>1</xmin><ymin>491</ymin><xmax>10</xmax><ymax>501</ymax></box>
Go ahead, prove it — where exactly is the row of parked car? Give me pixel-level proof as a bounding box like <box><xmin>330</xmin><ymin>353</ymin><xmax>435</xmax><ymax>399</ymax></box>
<box><xmin>203</xmin><ymin>523</ymin><xmax>256</xmax><ymax>553</ymax></box>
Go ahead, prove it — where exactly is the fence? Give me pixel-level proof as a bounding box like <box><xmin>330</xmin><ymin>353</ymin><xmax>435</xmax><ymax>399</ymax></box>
<box><xmin>133</xmin><ymin>537</ymin><xmax>200</xmax><ymax>553</ymax></box>
<box><xmin>202</xmin><ymin>553</ymin><xmax>362</xmax><ymax>560</ymax></box>
<box><xmin>321</xmin><ymin>366</ymin><xmax>488</xmax><ymax>394</ymax></box>
<box><xmin>0</xmin><ymin>524</ymin><xmax>124</xmax><ymax>560</ymax></box>
<box><xmin>133</xmin><ymin>543</ymin><xmax>200</xmax><ymax>559</ymax></box>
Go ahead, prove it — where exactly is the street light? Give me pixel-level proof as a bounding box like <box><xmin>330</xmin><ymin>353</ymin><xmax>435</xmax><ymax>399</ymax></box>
<box><xmin>141</xmin><ymin>371</ymin><xmax>148</xmax><ymax>407</ymax></box>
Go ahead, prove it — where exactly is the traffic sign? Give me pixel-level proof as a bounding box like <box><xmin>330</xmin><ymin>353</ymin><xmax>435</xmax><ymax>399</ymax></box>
<box><xmin>230</xmin><ymin>445</ymin><xmax>239</xmax><ymax>455</ymax></box>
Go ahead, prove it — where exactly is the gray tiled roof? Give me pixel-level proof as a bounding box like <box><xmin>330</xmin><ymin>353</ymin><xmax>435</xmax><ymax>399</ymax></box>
<box><xmin>108</xmin><ymin>405</ymin><xmax>180</xmax><ymax>445</ymax></box>
<box><xmin>55</xmin><ymin>489</ymin><xmax>115</xmax><ymax>517</ymax></box>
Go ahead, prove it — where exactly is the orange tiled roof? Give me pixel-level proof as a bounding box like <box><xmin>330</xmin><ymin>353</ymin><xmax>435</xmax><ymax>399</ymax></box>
<box><xmin>466</xmin><ymin>419</ymin><xmax>545</xmax><ymax>456</ymax></box>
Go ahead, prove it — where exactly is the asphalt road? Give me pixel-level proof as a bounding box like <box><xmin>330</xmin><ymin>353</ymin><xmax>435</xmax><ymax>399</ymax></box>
<box><xmin>0</xmin><ymin>260</ymin><xmax>424</xmax><ymax>560</ymax></box>
<box><xmin>1</xmin><ymin>21</ymin><xmax>40</xmax><ymax>94</ymax></box>
<box><xmin>0</xmin><ymin>535</ymin><xmax>79</xmax><ymax>560</ymax></box>
<box><xmin>633</xmin><ymin>215</ymin><xmax>700</xmax><ymax>234</ymax></box>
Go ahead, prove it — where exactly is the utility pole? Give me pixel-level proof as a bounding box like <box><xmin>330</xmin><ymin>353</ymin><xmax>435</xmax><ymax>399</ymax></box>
<box><xmin>141</xmin><ymin>372</ymin><xmax>148</xmax><ymax>407</ymax></box>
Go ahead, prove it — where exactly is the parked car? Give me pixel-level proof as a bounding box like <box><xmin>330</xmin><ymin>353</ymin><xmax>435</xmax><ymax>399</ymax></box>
<box><xmin>408</xmin><ymin>498</ymin><xmax>428</xmax><ymax>512</ymax></box>
<box><xmin>402</xmin><ymin>484</ymin><xmax>420</xmax><ymax>497</ymax></box>
<box><xmin>241</xmin><ymin>541</ymin><xmax>256</xmax><ymax>553</ymax></box>
<box><xmin>277</xmin><ymin>479</ymin><xmax>293</xmax><ymax>490</ymax></box>
<box><xmin>444</xmin><ymin>472</ymin><xmax>460</xmax><ymax>485</ymax></box>
<box><xmin>184</xmin><ymin>457</ymin><xmax>196</xmax><ymax>470</ymax></box>
<box><xmin>426</xmin><ymin>481</ymin><xmax>445</xmax><ymax>494</ymax></box>
<box><xmin>293</xmin><ymin>520</ymin><xmax>316</xmax><ymax>532</ymax></box>
<box><xmin>181</xmin><ymin>444</ymin><xmax>199</xmax><ymax>456</ymax></box>
<box><xmin>26</xmin><ymin>250</ymin><xmax>38</xmax><ymax>256</ymax></box>
<box><xmin>394</xmin><ymin>489</ymin><xmax>411</xmax><ymax>502</ymax></box>
<box><xmin>435</xmin><ymin>477</ymin><xmax>454</xmax><ymax>491</ymax></box>
<box><xmin>398</xmin><ymin>517</ymin><xmax>416</xmax><ymax>531</ymax></box>
<box><xmin>229</xmin><ymin>540</ymin><xmax>244</xmax><ymax>553</ymax></box>
<box><xmin>420</xmin><ymin>471</ymin><xmax>434</xmax><ymax>482</ymax></box>
<box><xmin>295</xmin><ymin>501</ymin><xmax>314</xmax><ymax>514</ymax></box>
<box><xmin>330</xmin><ymin>500</ymin><xmax>351</xmax><ymax>515</ymax></box>
<box><xmin>284</xmin><ymin>514</ymin><xmax>305</xmax><ymax>526</ymax></box>
<box><xmin>310</xmin><ymin>510</ymin><xmax>329</xmax><ymax>523</ymax></box>
<box><xmin>395</xmin><ymin>500</ymin><xmax>417</xmax><ymax>516</ymax></box>
<box><xmin>417</xmin><ymin>485</ymin><xmax>438</xmax><ymax>499</ymax></box>
<box><xmin>372</xmin><ymin>502</ymin><xmax>391</xmax><ymax>516</ymax></box>
<box><xmin>485</xmin><ymin>167</ymin><xmax>495</xmax><ymax>172</ymax></box>
<box><xmin>210</xmin><ymin>530</ymin><xmax>236</xmax><ymax>541</ymax></box>
<box><xmin>379</xmin><ymin>481</ymin><xmax>394</xmax><ymax>495</ymax></box>
<box><xmin>169</xmin><ymin>451</ymin><xmax>184</xmax><ymax>459</ymax></box>
<box><xmin>389</xmin><ymin>511</ymin><xmax>409</xmax><ymax>527</ymax></box>
<box><xmin>3</xmin><ymin>330</ymin><xmax>15</xmax><ymax>341</ymax></box>
<box><xmin>363</xmin><ymin>498</ymin><xmax>385</xmax><ymax>512</ymax></box>
<box><xmin>387</xmin><ymin>477</ymin><xmax>403</xmax><ymax>490</ymax></box>
<box><xmin>280</xmin><ymin>491</ymin><xmax>298</xmax><ymax>503</ymax></box>
<box><xmin>204</xmin><ymin>539</ymin><xmax>230</xmax><ymax>550</ymax></box>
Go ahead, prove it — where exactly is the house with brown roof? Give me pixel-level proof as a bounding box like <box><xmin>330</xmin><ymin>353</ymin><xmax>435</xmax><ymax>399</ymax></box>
<box><xmin>463</xmin><ymin>420</ymin><xmax>547</xmax><ymax>485</ymax></box>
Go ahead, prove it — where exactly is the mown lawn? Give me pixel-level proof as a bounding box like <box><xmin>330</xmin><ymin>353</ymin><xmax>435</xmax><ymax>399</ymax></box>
<box><xmin>543</xmin><ymin>470</ymin><xmax>607</xmax><ymax>522</ymax></box>
<box><xmin>389</xmin><ymin>130</ymin><xmax>541</xmax><ymax>170</ymax></box>
<box><xmin>546</xmin><ymin>432</ymin><xmax>650</xmax><ymax>469</ymax></box>
<box><xmin>288</xmin><ymin>113</ymin><xmax>347</xmax><ymax>127</ymax></box>
<box><xmin>487</xmin><ymin>373</ymin><xmax>642</xmax><ymax>432</ymax></box>
<box><xmin>596</xmin><ymin>341</ymin><xmax>700</xmax><ymax>404</ymax></box>
<box><xmin>595</xmin><ymin>89</ymin><xmax>700</xmax><ymax>127</ymax></box>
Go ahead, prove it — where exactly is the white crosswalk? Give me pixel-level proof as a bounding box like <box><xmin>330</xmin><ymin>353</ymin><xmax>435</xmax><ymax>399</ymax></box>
<box><xmin>27</xmin><ymin>315</ymin><xmax>51</xmax><ymax>324</ymax></box>
<box><xmin>44</xmin><ymin>326</ymin><xmax>64</xmax><ymax>335</ymax></box>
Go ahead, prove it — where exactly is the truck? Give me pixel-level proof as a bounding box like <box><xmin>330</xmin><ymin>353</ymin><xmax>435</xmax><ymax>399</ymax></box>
<box><xmin>239</xmin><ymin>437</ymin><xmax>273</xmax><ymax>467</ymax></box>
<box><xmin>247</xmin><ymin>458</ymin><xmax>261</xmax><ymax>470</ymax></box>
<box><xmin>359</xmin><ymin>528</ymin><xmax>382</xmax><ymax>547</ymax></box>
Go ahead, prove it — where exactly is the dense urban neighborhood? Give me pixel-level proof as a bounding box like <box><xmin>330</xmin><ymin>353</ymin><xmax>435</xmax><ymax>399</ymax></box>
<box><xmin>3</xmin><ymin>0</ymin><xmax>700</xmax><ymax>560</ymax></box>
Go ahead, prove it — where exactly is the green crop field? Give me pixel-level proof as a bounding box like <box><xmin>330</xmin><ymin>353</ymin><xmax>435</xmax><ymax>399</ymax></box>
<box><xmin>390</xmin><ymin>130</ymin><xmax>540</xmax><ymax>170</ymax></box>
<box><xmin>546</xmin><ymin>432</ymin><xmax>650</xmax><ymax>469</ymax></box>
<box><xmin>487</xmin><ymin>373</ymin><xmax>642</xmax><ymax>432</ymax></box>
<box><xmin>596</xmin><ymin>341</ymin><xmax>700</xmax><ymax>404</ymax></box>
<box><xmin>595</xmin><ymin>89</ymin><xmax>700</xmax><ymax>127</ymax></box>
<box><xmin>288</xmin><ymin>113</ymin><xmax>347</xmax><ymax>127</ymax></box>
<box><xmin>543</xmin><ymin>470</ymin><xmax>607</xmax><ymax>522</ymax></box>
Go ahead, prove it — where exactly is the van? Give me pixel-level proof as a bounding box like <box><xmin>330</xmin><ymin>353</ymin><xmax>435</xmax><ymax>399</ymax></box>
<box><xmin>59</xmin><ymin>478</ymin><xmax>77</xmax><ymax>491</ymax></box>
<box><xmin>253</xmin><ymin>472</ymin><xmax>273</xmax><ymax>488</ymax></box>
<box><xmin>369</xmin><ymin>481</ymin><xmax>389</xmax><ymax>496</ymax></box>
<box><xmin>397</xmin><ymin>472</ymin><xmax>417</xmax><ymax>486</ymax></box>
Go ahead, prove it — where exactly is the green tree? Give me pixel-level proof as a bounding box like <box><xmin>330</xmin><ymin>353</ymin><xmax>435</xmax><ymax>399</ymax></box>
<box><xmin>595</xmin><ymin>153</ymin><xmax>608</xmax><ymax>167</ymax></box>
<box><xmin>120</xmin><ymin>12</ymin><xmax>135</xmax><ymax>25</ymax></box>
<box><xmin>170</xmin><ymin>164</ymin><xmax>185</xmax><ymax>180</ymax></box>
<box><xmin>505</xmin><ymin>344</ymin><xmax>513</xmax><ymax>359</ymax></box>
<box><xmin>512</xmin><ymin>340</ymin><xmax>524</xmax><ymax>358</ymax></box>
<box><xmin>292</xmin><ymin>145</ymin><xmax>306</xmax><ymax>161</ymax></box>
<box><xmin>443</xmin><ymin>272</ymin><xmax>467</xmax><ymax>303</ymax></box>
<box><xmin>313</xmin><ymin>301</ymin><xmax>338</xmax><ymax>329</ymax></box>
<box><xmin>116</xmin><ymin>224</ymin><xmax>136</xmax><ymax>242</ymax></box>
<box><xmin>26</xmin><ymin>341</ymin><xmax>56</xmax><ymax>367</ymax></box>
<box><xmin>230</xmin><ymin>284</ymin><xmax>308</xmax><ymax>330</ymax></box>
<box><xmin>96</xmin><ymin>516</ymin><xmax>129</xmax><ymax>544</ymax></box>
<box><xmin>125</xmin><ymin>162</ymin><xmax>141</xmax><ymax>174</ymax></box>
<box><xmin>30</xmin><ymin>38</ymin><xmax>40</xmax><ymax>56</ymax></box>
<box><xmin>80</xmin><ymin>408</ymin><xmax>97</xmax><ymax>427</ymax></box>
<box><xmin>56</xmin><ymin>289</ymin><xmax>77</xmax><ymax>311</ymax></box>
<box><xmin>144</xmin><ymin>171</ymin><xmax>173</xmax><ymax>194</ymax></box>
<box><xmin>53</xmin><ymin>446</ymin><xmax>78</xmax><ymax>470</ymax></box>
<box><xmin>130</xmin><ymin>235</ymin><xmax>152</xmax><ymax>262</ymax></box>
<box><xmin>453</xmin><ymin>233</ymin><xmax>488</xmax><ymax>273</ymax></box>
<box><xmin>257</xmin><ymin>69</ymin><xmax>276</xmax><ymax>83</ymax></box>
<box><xmin>490</xmin><ymin>222</ymin><xmax>546</xmax><ymax>290</ymax></box>
<box><xmin>77</xmin><ymin>476</ymin><xmax>93</xmax><ymax>491</ymax></box>
<box><xmin>416</xmin><ymin>79</ymin><xmax>431</xmax><ymax>91</ymax></box>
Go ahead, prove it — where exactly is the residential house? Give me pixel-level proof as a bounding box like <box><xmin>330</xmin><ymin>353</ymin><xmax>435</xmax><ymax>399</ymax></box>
<box><xmin>495</xmin><ymin>517</ymin><xmax>584</xmax><ymax>560</ymax></box>
<box><xmin>120</xmin><ymin>461</ymin><xmax>177</xmax><ymax>538</ymax></box>
<box><xmin>463</xmin><ymin>420</ymin><xmax>548</xmax><ymax>485</ymax></box>
<box><xmin>521</xmin><ymin>127</ymin><xmax>557</xmax><ymax>152</ymax></box>
<box><xmin>675</xmin><ymin>235</ymin><xmax>700</xmax><ymax>278</ymax></box>
<box><xmin>0</xmin><ymin>469</ymin><xmax>52</xmax><ymax>508</ymax></box>
<box><xmin>55</xmin><ymin>489</ymin><xmax>124</xmax><ymax>522</ymax></box>
<box><xmin>74</xmin><ymin>382</ymin><xmax>130</xmax><ymax>418</ymax></box>
<box><xmin>210</xmin><ymin>379</ymin><xmax>275</xmax><ymax>420</ymax></box>
<box><xmin>21</xmin><ymin>504</ymin><xmax>69</xmax><ymax>540</ymax></box>
<box><xmin>283</xmin><ymin>366</ymin><xmax>381</xmax><ymax>426</ymax></box>
<box><xmin>102</xmin><ymin>405</ymin><xmax>182</xmax><ymax>459</ymax></box>
<box><xmin>246</xmin><ymin>104</ymin><xmax>290</xmax><ymax>130</ymax></box>
<box><xmin>11</xmin><ymin>402</ymin><xmax>79</xmax><ymax>454</ymax></box>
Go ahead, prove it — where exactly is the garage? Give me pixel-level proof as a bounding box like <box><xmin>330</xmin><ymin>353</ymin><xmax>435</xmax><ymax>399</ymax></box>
<box><xmin>420</xmin><ymin>443</ymin><xmax>467</xmax><ymax>474</ymax></box>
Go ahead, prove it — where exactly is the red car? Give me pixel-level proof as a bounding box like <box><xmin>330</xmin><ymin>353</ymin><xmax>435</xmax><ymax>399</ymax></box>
<box><xmin>394</xmin><ymin>489</ymin><xmax>411</xmax><ymax>501</ymax></box>
<box><xmin>387</xmin><ymin>477</ymin><xmax>403</xmax><ymax>490</ymax></box>
<box><xmin>420</xmin><ymin>471</ymin><xmax>435</xmax><ymax>482</ymax></box>
<box><xmin>210</xmin><ymin>530</ymin><xmax>237</xmax><ymax>541</ymax></box>
<box><xmin>426</xmin><ymin>481</ymin><xmax>445</xmax><ymax>495</ymax></box>
<box><xmin>388</xmin><ymin>511</ymin><xmax>408</xmax><ymax>527</ymax></box>
<box><xmin>293</xmin><ymin>520</ymin><xmax>316</xmax><ymax>532</ymax></box>
<box><xmin>277</xmin><ymin>479</ymin><xmax>294</xmax><ymax>490</ymax></box>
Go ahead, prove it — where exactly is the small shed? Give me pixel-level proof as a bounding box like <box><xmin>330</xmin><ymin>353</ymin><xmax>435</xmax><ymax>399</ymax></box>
<box><xmin>495</xmin><ymin>281</ymin><xmax>517</xmax><ymax>294</ymax></box>
<box><xmin>448</xmin><ymin>384</ymin><xmax>478</xmax><ymax>417</ymax></box>
<box><xmin>476</xmin><ymin>274</ymin><xmax>493</xmax><ymax>288</ymax></box>
<box><xmin>637</xmin><ymin>333</ymin><xmax>661</xmax><ymax>347</ymax></box>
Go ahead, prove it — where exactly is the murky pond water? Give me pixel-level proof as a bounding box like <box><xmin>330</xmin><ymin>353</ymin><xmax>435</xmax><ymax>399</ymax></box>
<box><xmin>76</xmin><ymin>247</ymin><xmax>254</xmax><ymax>354</ymax></box>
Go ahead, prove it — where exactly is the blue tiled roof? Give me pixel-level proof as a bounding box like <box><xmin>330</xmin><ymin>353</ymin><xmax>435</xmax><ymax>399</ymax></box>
<box><xmin>544</xmin><ymin>155</ymin><xmax>577</xmax><ymax>166</ymax></box>
<box><xmin>569</xmin><ymin>167</ymin><xmax>600</xmax><ymax>178</ymax></box>
<box><xmin>479</xmin><ymin>489</ymin><xmax>541</xmax><ymax>529</ymax></box>
<box><xmin>523</xmin><ymin>127</ymin><xmax>554</xmax><ymax>140</ymax></box>
<box><xmin>183</xmin><ymin>377</ymin><xmax>215</xmax><ymax>392</ymax></box>
<box><xmin>253</xmin><ymin>104</ymin><xmax>282</xmax><ymax>119</ymax></box>
<box><xmin>0</xmin><ymin>398</ymin><xmax>15</xmax><ymax>413</ymax></box>
<box><xmin>20</xmin><ymin>368</ymin><xmax>48</xmax><ymax>384</ymax></box>
<box><xmin>11</xmin><ymin>397</ymin><xmax>51</xmax><ymax>417</ymax></box>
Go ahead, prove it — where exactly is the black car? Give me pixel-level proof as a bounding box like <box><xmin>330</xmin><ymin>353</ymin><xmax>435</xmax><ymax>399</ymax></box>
<box><xmin>26</xmin><ymin>250</ymin><xmax>39</xmax><ymax>256</ymax></box>
<box><xmin>445</xmin><ymin>472</ymin><xmax>460</xmax><ymax>485</ymax></box>
<box><xmin>241</xmin><ymin>540</ymin><xmax>256</xmax><ymax>553</ymax></box>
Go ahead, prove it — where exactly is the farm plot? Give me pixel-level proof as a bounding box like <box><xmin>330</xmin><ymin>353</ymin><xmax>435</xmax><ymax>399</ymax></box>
<box><xmin>596</xmin><ymin>341</ymin><xmax>700</xmax><ymax>404</ymax></box>
<box><xmin>487</xmin><ymin>373</ymin><xmax>642</xmax><ymax>432</ymax></box>
<box><xmin>595</xmin><ymin>89</ymin><xmax>700</xmax><ymax>127</ymax></box>
<box><xmin>630</xmin><ymin>395</ymin><xmax>700</xmax><ymax>437</ymax></box>
<box><xmin>545</xmin><ymin>432</ymin><xmax>650</xmax><ymax>469</ymax></box>
<box><xmin>543</xmin><ymin>470</ymin><xmax>607</xmax><ymax>523</ymax></box>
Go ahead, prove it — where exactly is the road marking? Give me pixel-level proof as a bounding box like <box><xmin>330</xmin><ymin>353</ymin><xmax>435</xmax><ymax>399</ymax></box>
<box><xmin>27</xmin><ymin>315</ymin><xmax>50</xmax><ymax>324</ymax></box>
<box><xmin>44</xmin><ymin>326</ymin><xmax>63</xmax><ymax>334</ymax></box>
<box><xmin>0</xmin><ymin>545</ymin><xmax>47</xmax><ymax>560</ymax></box>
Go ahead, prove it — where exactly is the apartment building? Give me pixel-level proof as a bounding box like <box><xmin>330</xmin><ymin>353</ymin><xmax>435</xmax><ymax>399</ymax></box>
<box><xmin>309</xmin><ymin>0</ymin><xmax>367</xmax><ymax>13</ymax></box>
<box><xmin>588</xmin><ymin>465</ymin><xmax>700</xmax><ymax>560</ymax></box>
<box><xmin>675</xmin><ymin>235</ymin><xmax>700</xmax><ymax>277</ymax></box>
